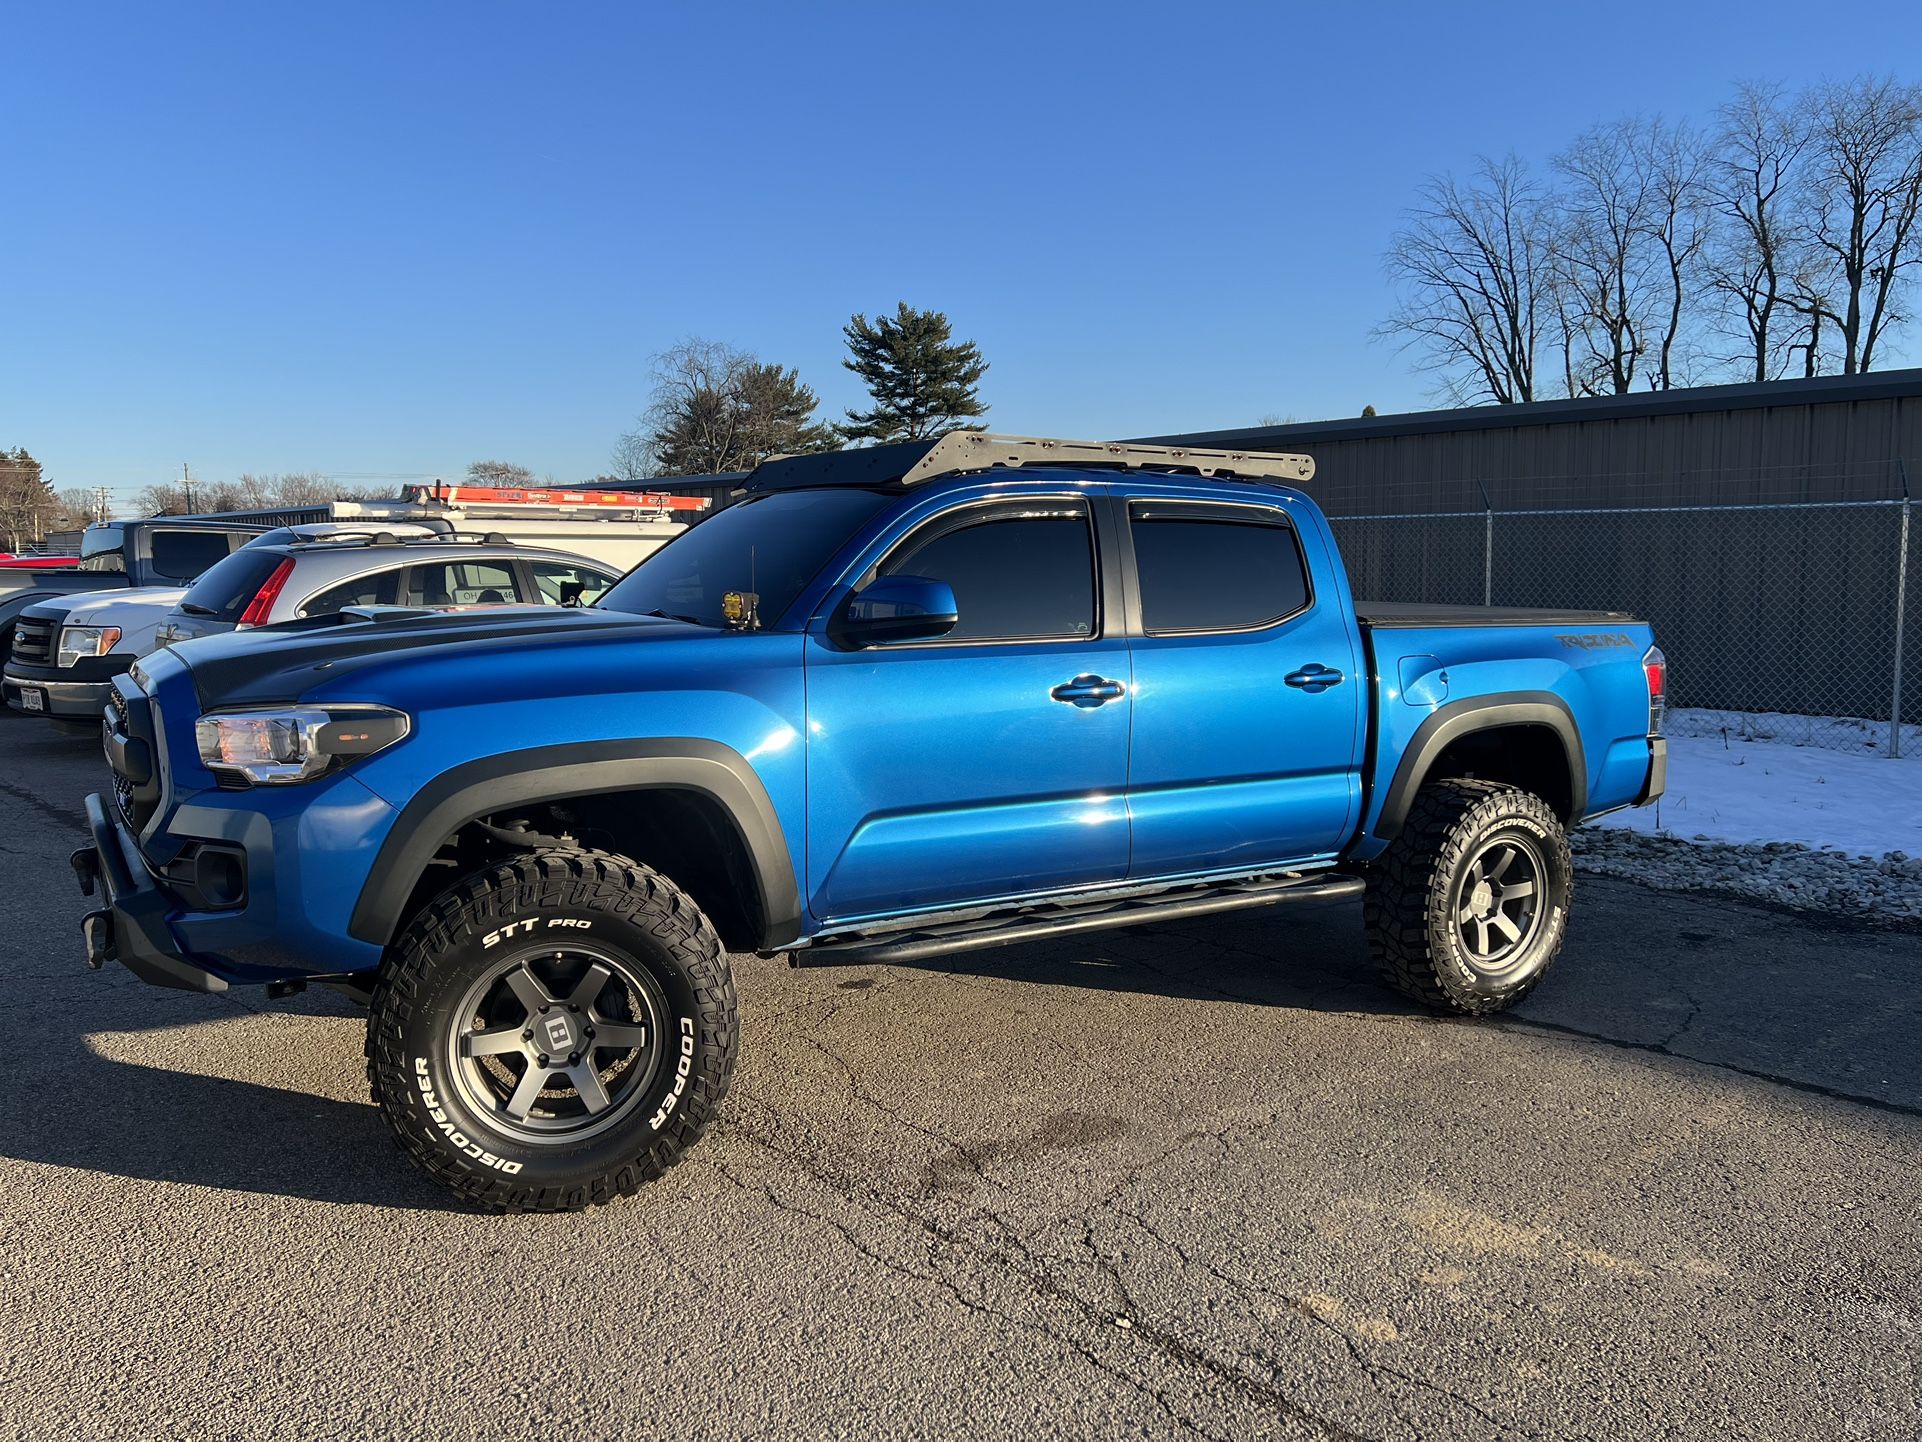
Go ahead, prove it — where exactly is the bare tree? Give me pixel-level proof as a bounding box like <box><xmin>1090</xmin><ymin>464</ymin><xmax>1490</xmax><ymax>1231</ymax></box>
<box><xmin>609</xmin><ymin>430</ymin><xmax>657</xmax><ymax>482</ymax></box>
<box><xmin>1799</xmin><ymin>75</ymin><xmax>1922</xmax><ymax>373</ymax></box>
<box><xmin>268</xmin><ymin>472</ymin><xmax>339</xmax><ymax>506</ymax></box>
<box><xmin>1380</xmin><ymin>156</ymin><xmax>1552</xmax><ymax>404</ymax></box>
<box><xmin>1552</xmin><ymin>118</ymin><xmax>1710</xmax><ymax>394</ymax></box>
<box><xmin>619</xmin><ymin>338</ymin><xmax>837</xmax><ymax>476</ymax></box>
<box><xmin>0</xmin><ymin>449</ymin><xmax>58</xmax><ymax>550</ymax></box>
<box><xmin>132</xmin><ymin>472</ymin><xmax>347</xmax><ymax>515</ymax></box>
<box><xmin>466</xmin><ymin>460</ymin><xmax>538</xmax><ymax>486</ymax></box>
<box><xmin>133</xmin><ymin>484</ymin><xmax>189</xmax><ymax>516</ymax></box>
<box><xmin>1641</xmin><ymin>121</ymin><xmax>1714</xmax><ymax>389</ymax></box>
<box><xmin>1554</xmin><ymin>122</ymin><xmax>1651</xmax><ymax>394</ymax></box>
<box><xmin>1705</xmin><ymin>83</ymin><xmax>1816</xmax><ymax>380</ymax></box>
<box><xmin>627</xmin><ymin>340</ymin><xmax>751</xmax><ymax>476</ymax></box>
<box><xmin>56</xmin><ymin>487</ymin><xmax>106</xmax><ymax>525</ymax></box>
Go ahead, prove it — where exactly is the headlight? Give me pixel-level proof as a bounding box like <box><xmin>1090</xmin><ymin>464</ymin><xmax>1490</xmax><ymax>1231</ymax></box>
<box><xmin>194</xmin><ymin>705</ymin><xmax>411</xmax><ymax>785</ymax></box>
<box><xmin>57</xmin><ymin>625</ymin><xmax>122</xmax><ymax>668</ymax></box>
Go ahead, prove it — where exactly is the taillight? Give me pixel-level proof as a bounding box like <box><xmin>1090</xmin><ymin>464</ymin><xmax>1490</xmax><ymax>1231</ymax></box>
<box><xmin>1642</xmin><ymin>644</ymin><xmax>1666</xmax><ymax>734</ymax></box>
<box><xmin>237</xmin><ymin>558</ymin><xmax>296</xmax><ymax>628</ymax></box>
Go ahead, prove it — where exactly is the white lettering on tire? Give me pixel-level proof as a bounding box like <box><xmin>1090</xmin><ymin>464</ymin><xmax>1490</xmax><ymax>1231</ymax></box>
<box><xmin>648</xmin><ymin>1018</ymin><xmax>697</xmax><ymax>1130</ymax></box>
<box><xmin>414</xmin><ymin>1057</ymin><xmax>523</xmax><ymax>1174</ymax></box>
<box><xmin>481</xmin><ymin>917</ymin><xmax>593</xmax><ymax>948</ymax></box>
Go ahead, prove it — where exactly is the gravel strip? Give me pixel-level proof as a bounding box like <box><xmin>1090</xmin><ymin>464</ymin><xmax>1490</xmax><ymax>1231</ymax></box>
<box><xmin>1573</xmin><ymin>826</ymin><xmax>1922</xmax><ymax>925</ymax></box>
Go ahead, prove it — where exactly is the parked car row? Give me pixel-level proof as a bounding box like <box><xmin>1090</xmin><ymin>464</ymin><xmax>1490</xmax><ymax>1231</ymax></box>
<box><xmin>1</xmin><ymin>499</ymin><xmax>664</xmax><ymax>731</ymax></box>
<box><xmin>4</xmin><ymin>528</ymin><xmax>620</xmax><ymax>728</ymax></box>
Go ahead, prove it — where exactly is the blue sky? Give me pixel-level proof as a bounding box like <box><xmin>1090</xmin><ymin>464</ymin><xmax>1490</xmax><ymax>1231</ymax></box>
<box><xmin>4</xmin><ymin>1</ymin><xmax>1919</xmax><ymax>504</ymax></box>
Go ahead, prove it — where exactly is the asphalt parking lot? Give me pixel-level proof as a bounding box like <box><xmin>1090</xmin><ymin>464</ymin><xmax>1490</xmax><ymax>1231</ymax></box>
<box><xmin>1</xmin><ymin>714</ymin><xmax>1918</xmax><ymax>1442</ymax></box>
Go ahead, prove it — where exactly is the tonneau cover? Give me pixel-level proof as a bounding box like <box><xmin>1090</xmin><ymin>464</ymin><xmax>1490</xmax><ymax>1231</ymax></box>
<box><xmin>1356</xmin><ymin>601</ymin><xmax>1636</xmax><ymax>627</ymax></box>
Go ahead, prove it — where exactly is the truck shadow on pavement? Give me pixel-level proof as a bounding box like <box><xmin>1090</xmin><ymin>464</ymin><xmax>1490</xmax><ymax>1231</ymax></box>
<box><xmin>4</xmin><ymin>876</ymin><xmax>1917</xmax><ymax>1209</ymax></box>
<box><xmin>901</xmin><ymin>878</ymin><xmax>1922</xmax><ymax>1119</ymax></box>
<box><xmin>7</xmin><ymin>978</ymin><xmax>461</xmax><ymax>1210</ymax></box>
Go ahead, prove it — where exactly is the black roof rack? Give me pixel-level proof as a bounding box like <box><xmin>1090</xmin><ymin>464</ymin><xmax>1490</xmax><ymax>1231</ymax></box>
<box><xmin>743</xmin><ymin>433</ymin><xmax>1318</xmax><ymax>494</ymax></box>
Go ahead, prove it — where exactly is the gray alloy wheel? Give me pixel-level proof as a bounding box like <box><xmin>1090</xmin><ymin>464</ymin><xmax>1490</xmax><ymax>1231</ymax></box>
<box><xmin>447</xmin><ymin>946</ymin><xmax>668</xmax><ymax>1144</ymax></box>
<box><xmin>1449</xmin><ymin>833</ymin><xmax>1547</xmax><ymax>979</ymax></box>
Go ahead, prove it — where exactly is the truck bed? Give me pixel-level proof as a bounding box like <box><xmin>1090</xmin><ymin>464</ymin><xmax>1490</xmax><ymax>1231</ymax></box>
<box><xmin>1356</xmin><ymin>601</ymin><xmax>1636</xmax><ymax>628</ymax></box>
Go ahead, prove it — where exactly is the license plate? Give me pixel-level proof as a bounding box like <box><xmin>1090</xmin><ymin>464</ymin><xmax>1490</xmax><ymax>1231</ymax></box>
<box><xmin>18</xmin><ymin>687</ymin><xmax>45</xmax><ymax>712</ymax></box>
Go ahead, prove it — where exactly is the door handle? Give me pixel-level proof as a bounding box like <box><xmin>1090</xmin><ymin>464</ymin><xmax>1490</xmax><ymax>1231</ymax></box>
<box><xmin>1284</xmin><ymin>663</ymin><xmax>1344</xmax><ymax>693</ymax></box>
<box><xmin>1051</xmin><ymin>674</ymin><xmax>1126</xmax><ymax>707</ymax></box>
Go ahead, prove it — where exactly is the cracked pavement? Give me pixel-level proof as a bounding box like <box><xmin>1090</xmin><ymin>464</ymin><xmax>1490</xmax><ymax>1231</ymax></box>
<box><xmin>2</xmin><ymin>716</ymin><xmax>1919</xmax><ymax>1441</ymax></box>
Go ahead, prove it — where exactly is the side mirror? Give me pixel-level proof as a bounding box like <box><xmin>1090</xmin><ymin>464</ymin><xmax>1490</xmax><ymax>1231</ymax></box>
<box><xmin>831</xmin><ymin>575</ymin><xmax>959</xmax><ymax>648</ymax></box>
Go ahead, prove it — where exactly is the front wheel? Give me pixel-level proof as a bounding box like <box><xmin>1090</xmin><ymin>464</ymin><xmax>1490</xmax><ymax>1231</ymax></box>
<box><xmin>1363</xmin><ymin>779</ymin><xmax>1572</xmax><ymax>1015</ymax></box>
<box><xmin>367</xmin><ymin>849</ymin><xmax>737</xmax><ymax>1212</ymax></box>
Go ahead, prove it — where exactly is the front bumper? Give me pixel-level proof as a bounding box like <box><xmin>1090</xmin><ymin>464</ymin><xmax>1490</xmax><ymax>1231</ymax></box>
<box><xmin>3</xmin><ymin>668</ymin><xmax>116</xmax><ymax>720</ymax></box>
<box><xmin>73</xmin><ymin>793</ymin><xmax>228</xmax><ymax>992</ymax></box>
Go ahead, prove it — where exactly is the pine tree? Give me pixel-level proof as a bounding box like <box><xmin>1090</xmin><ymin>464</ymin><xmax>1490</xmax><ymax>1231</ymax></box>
<box><xmin>839</xmin><ymin>303</ymin><xmax>988</xmax><ymax>444</ymax></box>
<box><xmin>731</xmin><ymin>362</ymin><xmax>839</xmax><ymax>462</ymax></box>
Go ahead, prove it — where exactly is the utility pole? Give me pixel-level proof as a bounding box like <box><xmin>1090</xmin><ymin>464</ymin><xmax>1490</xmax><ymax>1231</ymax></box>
<box><xmin>93</xmin><ymin>485</ymin><xmax>110</xmax><ymax>523</ymax></box>
<box><xmin>181</xmin><ymin>462</ymin><xmax>196</xmax><ymax>514</ymax></box>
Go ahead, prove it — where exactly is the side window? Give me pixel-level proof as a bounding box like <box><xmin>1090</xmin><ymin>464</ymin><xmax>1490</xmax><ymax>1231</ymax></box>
<box><xmin>526</xmin><ymin>560</ymin><xmax>615</xmax><ymax>606</ymax></box>
<box><xmin>405</xmin><ymin>560</ymin><xmax>520</xmax><ymax>607</ymax></box>
<box><xmin>148</xmin><ymin>530</ymin><xmax>241</xmax><ymax>582</ymax></box>
<box><xmin>297</xmin><ymin>568</ymin><xmax>403</xmax><ymax>618</ymax></box>
<box><xmin>1128</xmin><ymin>503</ymin><xmax>1310</xmax><ymax>634</ymax></box>
<box><xmin>877</xmin><ymin>502</ymin><xmax>1096</xmax><ymax>643</ymax></box>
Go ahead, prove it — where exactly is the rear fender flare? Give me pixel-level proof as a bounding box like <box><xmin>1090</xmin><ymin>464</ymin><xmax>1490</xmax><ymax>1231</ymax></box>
<box><xmin>1371</xmin><ymin>692</ymin><xmax>1585</xmax><ymax>843</ymax></box>
<box><xmin>348</xmin><ymin>739</ymin><xmax>801</xmax><ymax>949</ymax></box>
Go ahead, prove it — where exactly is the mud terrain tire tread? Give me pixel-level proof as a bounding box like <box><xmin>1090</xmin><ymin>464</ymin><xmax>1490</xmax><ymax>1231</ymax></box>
<box><xmin>365</xmin><ymin>847</ymin><xmax>736</xmax><ymax>1213</ymax></box>
<box><xmin>1364</xmin><ymin>779</ymin><xmax>1572</xmax><ymax>1016</ymax></box>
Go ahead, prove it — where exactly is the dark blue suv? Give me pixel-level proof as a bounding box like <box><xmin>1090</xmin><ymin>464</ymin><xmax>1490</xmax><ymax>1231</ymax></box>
<box><xmin>75</xmin><ymin>434</ymin><xmax>1666</xmax><ymax>1210</ymax></box>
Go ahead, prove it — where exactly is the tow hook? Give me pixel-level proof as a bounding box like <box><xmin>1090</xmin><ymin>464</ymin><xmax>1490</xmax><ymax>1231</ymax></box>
<box><xmin>80</xmin><ymin>909</ymin><xmax>113</xmax><ymax>970</ymax></box>
<box><xmin>70</xmin><ymin>846</ymin><xmax>98</xmax><ymax>898</ymax></box>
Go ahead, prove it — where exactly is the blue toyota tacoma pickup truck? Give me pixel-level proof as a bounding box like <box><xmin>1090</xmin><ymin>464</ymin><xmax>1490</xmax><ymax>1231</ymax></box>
<box><xmin>74</xmin><ymin>434</ymin><xmax>1666</xmax><ymax>1211</ymax></box>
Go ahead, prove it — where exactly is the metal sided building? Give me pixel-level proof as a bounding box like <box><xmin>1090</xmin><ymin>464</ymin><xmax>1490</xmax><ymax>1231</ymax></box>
<box><xmin>1138</xmin><ymin>368</ymin><xmax>1922</xmax><ymax>737</ymax></box>
<box><xmin>1136</xmin><ymin>368</ymin><xmax>1922</xmax><ymax>513</ymax></box>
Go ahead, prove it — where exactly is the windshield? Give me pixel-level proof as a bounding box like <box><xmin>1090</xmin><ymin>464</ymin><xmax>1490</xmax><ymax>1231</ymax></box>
<box><xmin>599</xmin><ymin>489</ymin><xmax>894</xmax><ymax>628</ymax></box>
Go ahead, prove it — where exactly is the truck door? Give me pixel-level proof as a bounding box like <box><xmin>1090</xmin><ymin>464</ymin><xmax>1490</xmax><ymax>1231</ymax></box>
<box><xmin>805</xmin><ymin>493</ymin><xmax>1132</xmax><ymax>922</ymax></box>
<box><xmin>1118</xmin><ymin>495</ymin><xmax>1364</xmax><ymax>877</ymax></box>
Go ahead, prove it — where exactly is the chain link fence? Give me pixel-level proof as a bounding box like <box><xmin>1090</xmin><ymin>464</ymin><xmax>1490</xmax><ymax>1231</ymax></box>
<box><xmin>1326</xmin><ymin>483</ymin><xmax>1919</xmax><ymax>757</ymax></box>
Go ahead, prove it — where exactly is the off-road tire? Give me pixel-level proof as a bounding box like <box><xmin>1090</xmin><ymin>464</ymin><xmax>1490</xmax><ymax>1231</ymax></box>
<box><xmin>366</xmin><ymin>848</ymin><xmax>737</xmax><ymax>1212</ymax></box>
<box><xmin>1364</xmin><ymin>779</ymin><xmax>1572</xmax><ymax>1015</ymax></box>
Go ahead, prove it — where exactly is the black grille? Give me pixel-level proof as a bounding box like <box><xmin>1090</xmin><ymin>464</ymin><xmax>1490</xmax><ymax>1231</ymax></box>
<box><xmin>103</xmin><ymin>684</ymin><xmax>163</xmax><ymax>832</ymax></box>
<box><xmin>113</xmin><ymin>771</ymin><xmax>138</xmax><ymax>829</ymax></box>
<box><xmin>10</xmin><ymin>618</ymin><xmax>55</xmax><ymax>666</ymax></box>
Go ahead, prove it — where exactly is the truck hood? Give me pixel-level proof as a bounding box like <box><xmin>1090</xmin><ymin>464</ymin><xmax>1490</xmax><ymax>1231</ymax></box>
<box><xmin>170</xmin><ymin>605</ymin><xmax>708</xmax><ymax>711</ymax></box>
<box><xmin>49</xmin><ymin>587</ymin><xmax>191</xmax><ymax>628</ymax></box>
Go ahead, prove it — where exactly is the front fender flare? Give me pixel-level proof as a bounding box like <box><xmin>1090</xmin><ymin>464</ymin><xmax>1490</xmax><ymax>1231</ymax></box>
<box><xmin>348</xmin><ymin>739</ymin><xmax>801</xmax><ymax>949</ymax></box>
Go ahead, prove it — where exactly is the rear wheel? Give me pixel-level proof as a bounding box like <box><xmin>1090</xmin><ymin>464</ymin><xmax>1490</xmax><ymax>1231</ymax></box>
<box><xmin>1364</xmin><ymin>779</ymin><xmax>1572</xmax><ymax>1015</ymax></box>
<box><xmin>367</xmin><ymin>848</ymin><xmax>736</xmax><ymax>1211</ymax></box>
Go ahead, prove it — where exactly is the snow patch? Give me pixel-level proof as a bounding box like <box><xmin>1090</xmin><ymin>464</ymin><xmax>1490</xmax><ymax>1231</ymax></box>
<box><xmin>1591</xmin><ymin>709</ymin><xmax>1922</xmax><ymax>860</ymax></box>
